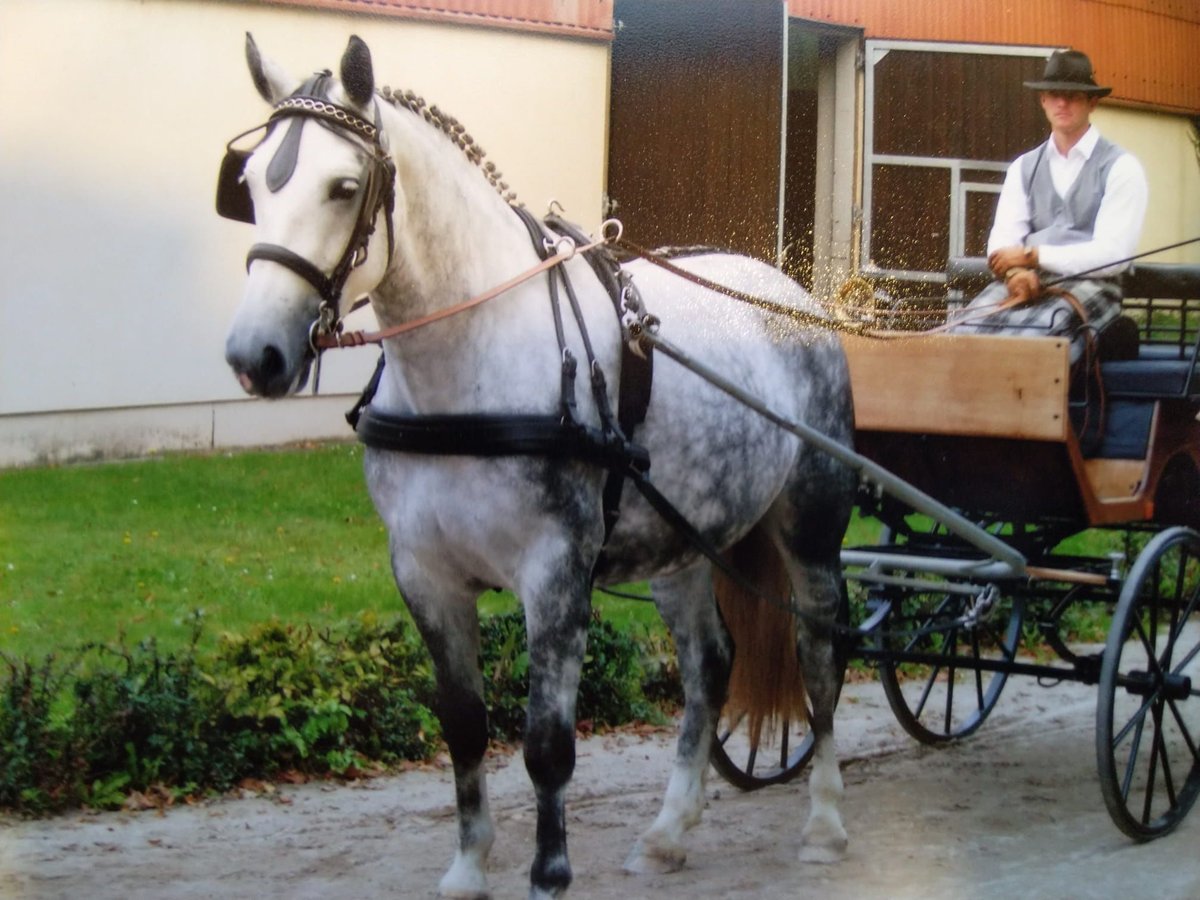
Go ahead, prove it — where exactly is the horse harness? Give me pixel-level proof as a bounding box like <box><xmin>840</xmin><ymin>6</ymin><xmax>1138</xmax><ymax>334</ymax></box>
<box><xmin>216</xmin><ymin>81</ymin><xmax>838</xmax><ymax>610</ymax></box>
<box><xmin>217</xmin><ymin>72</ymin><xmax>397</xmax><ymax>384</ymax></box>
<box><xmin>348</xmin><ymin>207</ymin><xmax>656</xmax><ymax>555</ymax></box>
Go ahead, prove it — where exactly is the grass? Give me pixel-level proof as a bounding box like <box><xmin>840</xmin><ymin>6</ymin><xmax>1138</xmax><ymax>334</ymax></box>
<box><xmin>0</xmin><ymin>443</ymin><xmax>670</xmax><ymax>662</ymax></box>
<box><xmin>0</xmin><ymin>441</ymin><xmax>1122</xmax><ymax>663</ymax></box>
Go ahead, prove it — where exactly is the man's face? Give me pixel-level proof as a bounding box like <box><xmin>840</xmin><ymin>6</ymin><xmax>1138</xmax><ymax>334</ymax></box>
<box><xmin>1039</xmin><ymin>90</ymin><xmax>1100</xmax><ymax>136</ymax></box>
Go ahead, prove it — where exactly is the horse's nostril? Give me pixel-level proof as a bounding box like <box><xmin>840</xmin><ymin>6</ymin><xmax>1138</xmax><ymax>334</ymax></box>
<box><xmin>260</xmin><ymin>344</ymin><xmax>287</xmax><ymax>383</ymax></box>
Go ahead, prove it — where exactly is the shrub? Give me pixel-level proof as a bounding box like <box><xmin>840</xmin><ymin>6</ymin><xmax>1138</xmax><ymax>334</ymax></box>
<box><xmin>480</xmin><ymin>611</ymin><xmax>668</xmax><ymax>740</ymax></box>
<box><xmin>0</xmin><ymin>609</ymin><xmax>676</xmax><ymax>815</ymax></box>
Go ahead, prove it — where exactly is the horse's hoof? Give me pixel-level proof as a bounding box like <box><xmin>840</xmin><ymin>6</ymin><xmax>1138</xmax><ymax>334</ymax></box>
<box><xmin>439</xmin><ymin>888</ymin><xmax>490</xmax><ymax>900</ymax></box>
<box><xmin>623</xmin><ymin>839</ymin><xmax>686</xmax><ymax>875</ymax></box>
<box><xmin>439</xmin><ymin>862</ymin><xmax>491</xmax><ymax>899</ymax></box>
<box><xmin>798</xmin><ymin>823</ymin><xmax>848</xmax><ymax>865</ymax></box>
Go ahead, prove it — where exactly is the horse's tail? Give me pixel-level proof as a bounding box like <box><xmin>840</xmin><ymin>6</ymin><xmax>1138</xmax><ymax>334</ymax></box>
<box><xmin>714</xmin><ymin>524</ymin><xmax>809</xmax><ymax>741</ymax></box>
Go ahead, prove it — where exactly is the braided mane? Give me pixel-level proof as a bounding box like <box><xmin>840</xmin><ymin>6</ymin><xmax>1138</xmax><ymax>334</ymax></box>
<box><xmin>379</xmin><ymin>85</ymin><xmax>519</xmax><ymax>206</ymax></box>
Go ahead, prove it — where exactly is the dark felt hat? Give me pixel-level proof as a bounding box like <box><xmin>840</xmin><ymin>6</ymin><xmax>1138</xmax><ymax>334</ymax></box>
<box><xmin>1024</xmin><ymin>50</ymin><xmax>1112</xmax><ymax>97</ymax></box>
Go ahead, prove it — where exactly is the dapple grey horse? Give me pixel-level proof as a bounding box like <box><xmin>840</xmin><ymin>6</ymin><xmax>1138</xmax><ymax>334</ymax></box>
<box><xmin>222</xmin><ymin>34</ymin><xmax>855</xmax><ymax>900</ymax></box>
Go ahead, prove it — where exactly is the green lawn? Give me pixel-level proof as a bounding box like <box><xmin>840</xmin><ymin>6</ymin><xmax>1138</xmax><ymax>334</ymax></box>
<box><xmin>1</xmin><ymin>444</ymin><xmax>392</xmax><ymax>659</ymax></box>
<box><xmin>0</xmin><ymin>443</ymin><xmax>670</xmax><ymax>661</ymax></box>
<box><xmin>0</xmin><ymin>441</ymin><xmax>1119</xmax><ymax>663</ymax></box>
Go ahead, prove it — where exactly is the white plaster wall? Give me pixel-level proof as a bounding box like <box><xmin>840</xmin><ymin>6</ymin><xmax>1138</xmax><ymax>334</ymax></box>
<box><xmin>1093</xmin><ymin>106</ymin><xmax>1200</xmax><ymax>265</ymax></box>
<box><xmin>0</xmin><ymin>0</ymin><xmax>610</xmax><ymax>465</ymax></box>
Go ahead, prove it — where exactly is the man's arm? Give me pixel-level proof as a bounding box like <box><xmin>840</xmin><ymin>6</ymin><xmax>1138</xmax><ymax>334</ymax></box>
<box><xmin>986</xmin><ymin>159</ymin><xmax>1036</xmax><ymax>277</ymax></box>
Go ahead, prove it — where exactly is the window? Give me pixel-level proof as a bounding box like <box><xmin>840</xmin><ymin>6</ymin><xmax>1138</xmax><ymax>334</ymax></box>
<box><xmin>861</xmin><ymin>41</ymin><xmax>1055</xmax><ymax>291</ymax></box>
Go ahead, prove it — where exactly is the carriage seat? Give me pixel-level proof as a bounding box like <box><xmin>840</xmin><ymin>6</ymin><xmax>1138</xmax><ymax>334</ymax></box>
<box><xmin>947</xmin><ymin>257</ymin><xmax>1200</xmax><ymax>399</ymax></box>
<box><xmin>947</xmin><ymin>257</ymin><xmax>1200</xmax><ymax>460</ymax></box>
<box><xmin>1100</xmin><ymin>344</ymin><xmax>1200</xmax><ymax>400</ymax></box>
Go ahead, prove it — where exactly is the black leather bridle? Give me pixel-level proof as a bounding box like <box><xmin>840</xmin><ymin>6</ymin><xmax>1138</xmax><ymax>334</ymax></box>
<box><xmin>216</xmin><ymin>74</ymin><xmax>397</xmax><ymax>353</ymax></box>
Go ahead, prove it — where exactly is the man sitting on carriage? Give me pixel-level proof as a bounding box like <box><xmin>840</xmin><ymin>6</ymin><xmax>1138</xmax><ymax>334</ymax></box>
<box><xmin>949</xmin><ymin>49</ymin><xmax>1148</xmax><ymax>365</ymax></box>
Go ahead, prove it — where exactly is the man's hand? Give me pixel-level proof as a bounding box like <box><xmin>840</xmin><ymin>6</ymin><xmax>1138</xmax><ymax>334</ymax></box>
<box><xmin>988</xmin><ymin>245</ymin><xmax>1037</xmax><ymax>278</ymax></box>
<box><xmin>1005</xmin><ymin>268</ymin><xmax>1041</xmax><ymax>305</ymax></box>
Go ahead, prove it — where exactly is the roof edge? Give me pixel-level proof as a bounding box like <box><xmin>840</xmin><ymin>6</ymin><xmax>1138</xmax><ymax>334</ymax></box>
<box><xmin>251</xmin><ymin>0</ymin><xmax>615</xmax><ymax>42</ymax></box>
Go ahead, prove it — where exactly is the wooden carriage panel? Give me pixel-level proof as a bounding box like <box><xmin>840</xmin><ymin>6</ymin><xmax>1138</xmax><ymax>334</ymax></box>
<box><xmin>843</xmin><ymin>330</ymin><xmax>1158</xmax><ymax>526</ymax></box>
<box><xmin>841</xmin><ymin>333</ymin><xmax>1070</xmax><ymax>442</ymax></box>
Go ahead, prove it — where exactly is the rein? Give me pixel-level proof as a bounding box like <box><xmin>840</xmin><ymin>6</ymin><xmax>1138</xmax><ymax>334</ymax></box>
<box><xmin>313</xmin><ymin>223</ymin><xmax>621</xmax><ymax>350</ymax></box>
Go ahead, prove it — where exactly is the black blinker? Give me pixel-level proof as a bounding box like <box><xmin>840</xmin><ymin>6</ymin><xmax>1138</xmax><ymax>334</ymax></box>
<box><xmin>216</xmin><ymin>147</ymin><xmax>255</xmax><ymax>223</ymax></box>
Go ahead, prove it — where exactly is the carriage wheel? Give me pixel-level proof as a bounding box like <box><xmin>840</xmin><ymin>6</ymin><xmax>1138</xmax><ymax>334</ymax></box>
<box><xmin>877</xmin><ymin>584</ymin><xmax>1023</xmax><ymax>744</ymax></box>
<box><xmin>709</xmin><ymin>586</ymin><xmax>850</xmax><ymax>791</ymax></box>
<box><xmin>1096</xmin><ymin>526</ymin><xmax>1200</xmax><ymax>840</ymax></box>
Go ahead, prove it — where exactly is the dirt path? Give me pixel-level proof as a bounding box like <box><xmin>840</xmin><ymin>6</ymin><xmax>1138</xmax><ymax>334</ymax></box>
<box><xmin>3</xmin><ymin>675</ymin><xmax>1198</xmax><ymax>900</ymax></box>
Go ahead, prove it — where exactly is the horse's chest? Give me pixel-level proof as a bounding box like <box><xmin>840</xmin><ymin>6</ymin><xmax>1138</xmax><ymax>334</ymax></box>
<box><xmin>363</xmin><ymin>452</ymin><xmax>604</xmax><ymax>579</ymax></box>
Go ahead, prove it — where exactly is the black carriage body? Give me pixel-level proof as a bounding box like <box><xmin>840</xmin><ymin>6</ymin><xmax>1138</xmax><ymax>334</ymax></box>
<box><xmin>831</xmin><ymin>260</ymin><xmax>1200</xmax><ymax>839</ymax></box>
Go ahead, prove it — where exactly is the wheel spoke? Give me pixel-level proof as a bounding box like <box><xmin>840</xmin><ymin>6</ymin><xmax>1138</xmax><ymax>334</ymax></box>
<box><xmin>717</xmin><ymin>711</ymin><xmax>746</xmax><ymax>749</ymax></box>
<box><xmin>913</xmin><ymin>662</ymin><xmax>942</xmax><ymax>720</ymax></box>
<box><xmin>943</xmin><ymin>628</ymin><xmax>959</xmax><ymax>734</ymax></box>
<box><xmin>1165</xmin><ymin>696</ymin><xmax>1200</xmax><ymax>761</ymax></box>
<box><xmin>779</xmin><ymin>720</ymin><xmax>790</xmax><ymax>770</ymax></box>
<box><xmin>1154</xmin><ymin>705</ymin><xmax>1179</xmax><ymax>811</ymax></box>
<box><xmin>1132</xmin><ymin>614</ymin><xmax>1167</xmax><ymax>682</ymax></box>
<box><xmin>1121</xmin><ymin>712</ymin><xmax>1148</xmax><ymax>803</ymax></box>
<box><xmin>971</xmin><ymin>629</ymin><xmax>985</xmax><ymax>711</ymax></box>
<box><xmin>1172</xmin><ymin>640</ymin><xmax>1200</xmax><ymax>679</ymax></box>
<box><xmin>1141</xmin><ymin>725</ymin><xmax>1159</xmax><ymax>825</ymax></box>
<box><xmin>1113</xmin><ymin>690</ymin><xmax>1158</xmax><ymax>750</ymax></box>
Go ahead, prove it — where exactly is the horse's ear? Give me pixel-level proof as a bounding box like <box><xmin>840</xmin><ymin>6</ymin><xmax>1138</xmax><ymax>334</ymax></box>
<box><xmin>340</xmin><ymin>35</ymin><xmax>375</xmax><ymax>108</ymax></box>
<box><xmin>244</xmin><ymin>32</ymin><xmax>294</xmax><ymax>104</ymax></box>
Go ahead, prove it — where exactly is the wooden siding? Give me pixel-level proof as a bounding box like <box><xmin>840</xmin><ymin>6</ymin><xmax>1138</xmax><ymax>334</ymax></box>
<box><xmin>608</xmin><ymin>0</ymin><xmax>784</xmax><ymax>260</ymax></box>
<box><xmin>789</xmin><ymin>0</ymin><xmax>1200</xmax><ymax>114</ymax></box>
<box><xmin>250</xmin><ymin>0</ymin><xmax>614</xmax><ymax>40</ymax></box>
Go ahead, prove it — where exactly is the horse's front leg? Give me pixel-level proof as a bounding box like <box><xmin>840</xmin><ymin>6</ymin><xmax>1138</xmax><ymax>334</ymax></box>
<box><xmin>398</xmin><ymin>575</ymin><xmax>495</xmax><ymax>899</ymax></box>
<box><xmin>519</xmin><ymin>551</ymin><xmax>594</xmax><ymax>899</ymax></box>
<box><xmin>625</xmin><ymin>563</ymin><xmax>731</xmax><ymax>875</ymax></box>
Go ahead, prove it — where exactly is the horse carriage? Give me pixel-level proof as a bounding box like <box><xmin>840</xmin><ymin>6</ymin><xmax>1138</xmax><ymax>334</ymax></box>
<box><xmin>712</xmin><ymin>257</ymin><xmax>1200</xmax><ymax>843</ymax></box>
<box><xmin>218</xmin><ymin>35</ymin><xmax>1199</xmax><ymax>898</ymax></box>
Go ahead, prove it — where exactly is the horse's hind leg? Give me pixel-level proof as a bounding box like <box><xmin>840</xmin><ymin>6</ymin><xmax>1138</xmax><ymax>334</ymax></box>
<box><xmin>625</xmin><ymin>562</ymin><xmax>732</xmax><ymax>875</ymax></box>
<box><xmin>786</xmin><ymin>555</ymin><xmax>849</xmax><ymax>863</ymax></box>
<box><xmin>398</xmin><ymin>578</ymin><xmax>495</xmax><ymax>899</ymax></box>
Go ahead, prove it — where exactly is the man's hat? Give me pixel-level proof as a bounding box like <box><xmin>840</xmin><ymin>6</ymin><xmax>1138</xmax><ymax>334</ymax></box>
<box><xmin>1024</xmin><ymin>50</ymin><xmax>1112</xmax><ymax>97</ymax></box>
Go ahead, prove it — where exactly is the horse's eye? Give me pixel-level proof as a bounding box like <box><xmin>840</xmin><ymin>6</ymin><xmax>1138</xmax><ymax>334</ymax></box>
<box><xmin>329</xmin><ymin>178</ymin><xmax>359</xmax><ymax>202</ymax></box>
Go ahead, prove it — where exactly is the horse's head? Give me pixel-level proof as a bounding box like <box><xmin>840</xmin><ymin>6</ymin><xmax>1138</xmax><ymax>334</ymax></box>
<box><xmin>221</xmin><ymin>34</ymin><xmax>395</xmax><ymax>397</ymax></box>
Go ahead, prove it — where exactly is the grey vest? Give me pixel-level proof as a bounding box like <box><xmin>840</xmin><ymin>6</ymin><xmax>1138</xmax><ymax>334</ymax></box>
<box><xmin>1021</xmin><ymin>135</ymin><xmax>1124</xmax><ymax>248</ymax></box>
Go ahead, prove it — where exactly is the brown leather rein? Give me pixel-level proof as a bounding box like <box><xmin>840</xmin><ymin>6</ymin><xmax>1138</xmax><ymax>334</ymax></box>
<box><xmin>313</xmin><ymin>223</ymin><xmax>621</xmax><ymax>350</ymax></box>
<box><xmin>314</xmin><ymin>228</ymin><xmax>882</xmax><ymax>352</ymax></box>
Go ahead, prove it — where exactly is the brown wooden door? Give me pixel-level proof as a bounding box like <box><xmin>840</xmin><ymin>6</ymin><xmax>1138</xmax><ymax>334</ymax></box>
<box><xmin>608</xmin><ymin>0</ymin><xmax>784</xmax><ymax>262</ymax></box>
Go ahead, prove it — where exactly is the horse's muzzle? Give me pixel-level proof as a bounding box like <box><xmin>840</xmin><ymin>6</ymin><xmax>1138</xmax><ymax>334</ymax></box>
<box><xmin>225</xmin><ymin>335</ymin><xmax>312</xmax><ymax>398</ymax></box>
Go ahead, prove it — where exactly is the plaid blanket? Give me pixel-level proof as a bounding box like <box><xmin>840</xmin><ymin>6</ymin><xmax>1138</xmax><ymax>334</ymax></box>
<box><xmin>947</xmin><ymin>277</ymin><xmax>1123</xmax><ymax>365</ymax></box>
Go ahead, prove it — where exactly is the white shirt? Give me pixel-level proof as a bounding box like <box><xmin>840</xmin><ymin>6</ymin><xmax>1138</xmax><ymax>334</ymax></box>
<box><xmin>987</xmin><ymin>126</ymin><xmax>1148</xmax><ymax>277</ymax></box>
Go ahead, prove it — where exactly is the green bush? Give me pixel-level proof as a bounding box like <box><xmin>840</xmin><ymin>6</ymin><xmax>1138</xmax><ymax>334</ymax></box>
<box><xmin>480</xmin><ymin>611</ymin><xmax>664</xmax><ymax>740</ymax></box>
<box><xmin>0</xmin><ymin>609</ymin><xmax>675</xmax><ymax>815</ymax></box>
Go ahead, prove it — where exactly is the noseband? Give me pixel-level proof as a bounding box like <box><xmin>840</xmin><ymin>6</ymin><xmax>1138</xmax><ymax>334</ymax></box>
<box><xmin>217</xmin><ymin>75</ymin><xmax>397</xmax><ymax>354</ymax></box>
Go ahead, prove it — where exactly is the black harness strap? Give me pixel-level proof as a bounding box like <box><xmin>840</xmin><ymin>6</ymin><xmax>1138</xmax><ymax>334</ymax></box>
<box><xmin>540</xmin><ymin>213</ymin><xmax>653</xmax><ymax>547</ymax></box>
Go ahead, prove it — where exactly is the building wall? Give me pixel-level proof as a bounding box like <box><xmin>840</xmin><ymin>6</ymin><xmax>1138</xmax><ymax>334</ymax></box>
<box><xmin>0</xmin><ymin>0</ymin><xmax>610</xmax><ymax>466</ymax></box>
<box><xmin>1093</xmin><ymin>106</ymin><xmax>1200</xmax><ymax>265</ymax></box>
<box><xmin>788</xmin><ymin>0</ymin><xmax>1200</xmax><ymax>114</ymax></box>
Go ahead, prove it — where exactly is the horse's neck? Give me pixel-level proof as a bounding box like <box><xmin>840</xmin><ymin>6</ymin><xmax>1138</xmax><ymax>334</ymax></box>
<box><xmin>370</xmin><ymin>105</ymin><xmax>560</xmax><ymax>415</ymax></box>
